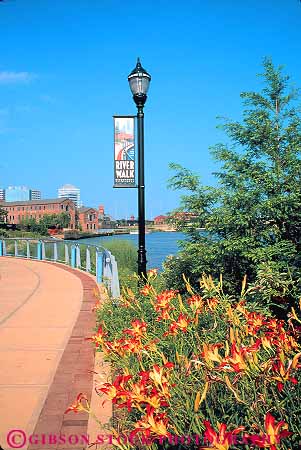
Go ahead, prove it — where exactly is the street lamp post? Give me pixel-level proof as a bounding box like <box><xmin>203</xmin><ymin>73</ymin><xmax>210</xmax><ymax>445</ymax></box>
<box><xmin>128</xmin><ymin>58</ymin><xmax>151</xmax><ymax>280</ymax></box>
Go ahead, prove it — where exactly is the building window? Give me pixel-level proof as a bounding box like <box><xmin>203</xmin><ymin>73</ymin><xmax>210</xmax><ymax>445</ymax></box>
<box><xmin>87</xmin><ymin>224</ymin><xmax>89</xmax><ymax>230</ymax></box>
<box><xmin>93</xmin><ymin>224</ymin><xmax>96</xmax><ymax>229</ymax></box>
<box><xmin>61</xmin><ymin>205</ymin><xmax>64</xmax><ymax>210</ymax></box>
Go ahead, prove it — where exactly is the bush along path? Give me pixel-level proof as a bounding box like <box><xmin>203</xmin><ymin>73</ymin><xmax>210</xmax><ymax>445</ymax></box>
<box><xmin>65</xmin><ymin>270</ymin><xmax>301</xmax><ymax>449</ymax></box>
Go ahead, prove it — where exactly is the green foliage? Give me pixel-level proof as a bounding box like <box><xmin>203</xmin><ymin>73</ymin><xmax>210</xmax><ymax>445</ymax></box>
<box><xmin>19</xmin><ymin>212</ymin><xmax>71</xmax><ymax>235</ymax></box>
<box><xmin>0</xmin><ymin>207</ymin><xmax>7</xmax><ymax>222</ymax></box>
<box><xmin>164</xmin><ymin>58</ymin><xmax>301</xmax><ymax>312</ymax></box>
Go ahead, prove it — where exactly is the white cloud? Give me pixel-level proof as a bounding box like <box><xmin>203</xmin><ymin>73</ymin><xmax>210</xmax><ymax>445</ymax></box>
<box><xmin>0</xmin><ymin>71</ymin><xmax>37</xmax><ymax>84</ymax></box>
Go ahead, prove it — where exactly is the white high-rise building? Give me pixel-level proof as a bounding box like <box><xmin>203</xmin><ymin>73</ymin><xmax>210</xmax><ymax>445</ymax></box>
<box><xmin>0</xmin><ymin>188</ymin><xmax>5</xmax><ymax>201</ymax></box>
<box><xmin>58</xmin><ymin>184</ymin><xmax>81</xmax><ymax>207</ymax></box>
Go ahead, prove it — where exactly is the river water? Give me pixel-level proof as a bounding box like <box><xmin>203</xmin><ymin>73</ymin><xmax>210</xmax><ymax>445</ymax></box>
<box><xmin>78</xmin><ymin>231</ymin><xmax>186</xmax><ymax>269</ymax></box>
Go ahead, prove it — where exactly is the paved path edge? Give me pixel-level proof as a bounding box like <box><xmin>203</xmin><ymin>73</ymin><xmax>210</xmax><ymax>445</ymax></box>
<box><xmin>26</xmin><ymin>262</ymin><xmax>108</xmax><ymax>450</ymax></box>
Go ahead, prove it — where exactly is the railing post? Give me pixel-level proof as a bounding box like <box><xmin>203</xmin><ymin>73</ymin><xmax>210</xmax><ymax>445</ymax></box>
<box><xmin>0</xmin><ymin>240</ymin><xmax>3</xmax><ymax>257</ymax></box>
<box><xmin>37</xmin><ymin>241</ymin><xmax>42</xmax><ymax>260</ymax></box>
<box><xmin>76</xmin><ymin>245</ymin><xmax>81</xmax><ymax>268</ymax></box>
<box><xmin>26</xmin><ymin>241</ymin><xmax>30</xmax><ymax>258</ymax></box>
<box><xmin>86</xmin><ymin>247</ymin><xmax>91</xmax><ymax>272</ymax></box>
<box><xmin>65</xmin><ymin>244</ymin><xmax>69</xmax><ymax>264</ymax></box>
<box><xmin>14</xmin><ymin>240</ymin><xmax>18</xmax><ymax>257</ymax></box>
<box><xmin>53</xmin><ymin>242</ymin><xmax>58</xmax><ymax>261</ymax></box>
<box><xmin>2</xmin><ymin>240</ymin><xmax>6</xmax><ymax>256</ymax></box>
<box><xmin>111</xmin><ymin>254</ymin><xmax>121</xmax><ymax>298</ymax></box>
<box><xmin>96</xmin><ymin>250</ymin><xmax>103</xmax><ymax>283</ymax></box>
<box><xmin>71</xmin><ymin>246</ymin><xmax>76</xmax><ymax>268</ymax></box>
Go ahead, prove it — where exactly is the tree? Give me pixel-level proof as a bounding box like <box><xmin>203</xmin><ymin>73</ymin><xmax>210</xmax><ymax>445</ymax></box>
<box><xmin>0</xmin><ymin>207</ymin><xmax>7</xmax><ymax>222</ymax></box>
<box><xmin>165</xmin><ymin>58</ymin><xmax>301</xmax><ymax>312</ymax></box>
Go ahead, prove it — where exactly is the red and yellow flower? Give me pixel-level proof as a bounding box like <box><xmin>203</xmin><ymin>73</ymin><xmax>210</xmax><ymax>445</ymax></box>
<box><xmin>124</xmin><ymin>319</ymin><xmax>147</xmax><ymax>338</ymax></box>
<box><xmin>164</xmin><ymin>313</ymin><xmax>190</xmax><ymax>336</ymax></box>
<box><xmin>65</xmin><ymin>393</ymin><xmax>90</xmax><ymax>414</ymax></box>
<box><xmin>134</xmin><ymin>405</ymin><xmax>171</xmax><ymax>438</ymax></box>
<box><xmin>202</xmin><ymin>420</ymin><xmax>245</xmax><ymax>450</ymax></box>
<box><xmin>244</xmin><ymin>413</ymin><xmax>291</xmax><ymax>449</ymax></box>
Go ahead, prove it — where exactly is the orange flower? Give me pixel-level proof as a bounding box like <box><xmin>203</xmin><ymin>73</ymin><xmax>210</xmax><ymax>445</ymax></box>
<box><xmin>147</xmin><ymin>268</ymin><xmax>158</xmax><ymax>278</ymax></box>
<box><xmin>86</xmin><ymin>326</ymin><xmax>107</xmax><ymax>348</ymax></box>
<box><xmin>201</xmin><ymin>343</ymin><xmax>223</xmax><ymax>367</ymax></box>
<box><xmin>124</xmin><ymin>319</ymin><xmax>147</xmax><ymax>338</ymax></box>
<box><xmin>206</xmin><ymin>297</ymin><xmax>219</xmax><ymax>310</ymax></box>
<box><xmin>271</xmin><ymin>352</ymin><xmax>300</xmax><ymax>392</ymax></box>
<box><xmin>245</xmin><ymin>311</ymin><xmax>267</xmax><ymax>335</ymax></box>
<box><xmin>187</xmin><ymin>294</ymin><xmax>204</xmax><ymax>313</ymax></box>
<box><xmin>164</xmin><ymin>313</ymin><xmax>190</xmax><ymax>336</ymax></box>
<box><xmin>140</xmin><ymin>284</ymin><xmax>153</xmax><ymax>296</ymax></box>
<box><xmin>134</xmin><ymin>405</ymin><xmax>171</xmax><ymax>438</ymax></box>
<box><xmin>244</xmin><ymin>413</ymin><xmax>291</xmax><ymax>449</ymax></box>
<box><xmin>203</xmin><ymin>420</ymin><xmax>244</xmax><ymax>450</ymax></box>
<box><xmin>104</xmin><ymin>337</ymin><xmax>143</xmax><ymax>356</ymax></box>
<box><xmin>218</xmin><ymin>340</ymin><xmax>261</xmax><ymax>373</ymax></box>
<box><xmin>154</xmin><ymin>290</ymin><xmax>178</xmax><ymax>311</ymax></box>
<box><xmin>65</xmin><ymin>393</ymin><xmax>90</xmax><ymax>414</ymax></box>
<box><xmin>96</xmin><ymin>374</ymin><xmax>132</xmax><ymax>411</ymax></box>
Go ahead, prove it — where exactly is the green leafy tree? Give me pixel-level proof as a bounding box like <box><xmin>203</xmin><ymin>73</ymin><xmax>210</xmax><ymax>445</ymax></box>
<box><xmin>165</xmin><ymin>58</ymin><xmax>301</xmax><ymax>312</ymax></box>
<box><xmin>0</xmin><ymin>207</ymin><xmax>7</xmax><ymax>222</ymax></box>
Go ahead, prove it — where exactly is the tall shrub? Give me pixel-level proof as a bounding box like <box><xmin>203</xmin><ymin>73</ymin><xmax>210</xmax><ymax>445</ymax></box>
<box><xmin>164</xmin><ymin>58</ymin><xmax>301</xmax><ymax>312</ymax></box>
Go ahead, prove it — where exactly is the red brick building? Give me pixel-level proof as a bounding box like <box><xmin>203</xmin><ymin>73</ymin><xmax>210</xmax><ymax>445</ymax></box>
<box><xmin>77</xmin><ymin>207</ymin><xmax>98</xmax><ymax>232</ymax></box>
<box><xmin>154</xmin><ymin>215</ymin><xmax>168</xmax><ymax>225</ymax></box>
<box><xmin>0</xmin><ymin>198</ymin><xmax>76</xmax><ymax>229</ymax></box>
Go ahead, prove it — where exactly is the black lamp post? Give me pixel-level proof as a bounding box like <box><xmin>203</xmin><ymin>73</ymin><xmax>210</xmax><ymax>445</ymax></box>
<box><xmin>128</xmin><ymin>58</ymin><xmax>151</xmax><ymax>279</ymax></box>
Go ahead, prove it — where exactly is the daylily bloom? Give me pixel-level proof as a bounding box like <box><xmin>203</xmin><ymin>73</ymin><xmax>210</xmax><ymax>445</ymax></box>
<box><xmin>154</xmin><ymin>290</ymin><xmax>178</xmax><ymax>311</ymax></box>
<box><xmin>201</xmin><ymin>343</ymin><xmax>223</xmax><ymax>367</ymax></box>
<box><xmin>245</xmin><ymin>311</ymin><xmax>267</xmax><ymax>335</ymax></box>
<box><xmin>86</xmin><ymin>326</ymin><xmax>107</xmax><ymax>348</ymax></box>
<box><xmin>218</xmin><ymin>340</ymin><xmax>261</xmax><ymax>373</ymax></box>
<box><xmin>206</xmin><ymin>297</ymin><xmax>219</xmax><ymax>310</ymax></box>
<box><xmin>164</xmin><ymin>313</ymin><xmax>190</xmax><ymax>335</ymax></box>
<box><xmin>134</xmin><ymin>405</ymin><xmax>171</xmax><ymax>438</ymax></box>
<box><xmin>202</xmin><ymin>420</ymin><xmax>245</xmax><ymax>450</ymax></box>
<box><xmin>140</xmin><ymin>284</ymin><xmax>153</xmax><ymax>296</ymax></box>
<box><xmin>65</xmin><ymin>393</ymin><xmax>90</xmax><ymax>414</ymax></box>
<box><xmin>147</xmin><ymin>268</ymin><xmax>158</xmax><ymax>278</ymax></box>
<box><xmin>271</xmin><ymin>352</ymin><xmax>300</xmax><ymax>392</ymax></box>
<box><xmin>244</xmin><ymin>413</ymin><xmax>291</xmax><ymax>449</ymax></box>
<box><xmin>124</xmin><ymin>319</ymin><xmax>147</xmax><ymax>338</ymax></box>
<box><xmin>187</xmin><ymin>294</ymin><xmax>204</xmax><ymax>313</ymax></box>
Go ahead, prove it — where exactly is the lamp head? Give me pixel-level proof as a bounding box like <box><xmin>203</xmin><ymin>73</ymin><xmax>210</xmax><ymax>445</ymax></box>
<box><xmin>128</xmin><ymin>58</ymin><xmax>151</xmax><ymax>107</ymax></box>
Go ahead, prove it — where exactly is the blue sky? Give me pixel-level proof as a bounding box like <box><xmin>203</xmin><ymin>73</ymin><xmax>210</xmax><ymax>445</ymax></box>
<box><xmin>1</xmin><ymin>0</ymin><xmax>301</xmax><ymax>219</ymax></box>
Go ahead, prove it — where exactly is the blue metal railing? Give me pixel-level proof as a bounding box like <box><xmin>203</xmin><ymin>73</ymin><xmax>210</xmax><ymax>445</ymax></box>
<box><xmin>0</xmin><ymin>238</ymin><xmax>120</xmax><ymax>298</ymax></box>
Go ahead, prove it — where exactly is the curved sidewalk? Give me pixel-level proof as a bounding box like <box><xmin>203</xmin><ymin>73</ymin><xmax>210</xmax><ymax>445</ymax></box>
<box><xmin>0</xmin><ymin>258</ymin><xmax>102</xmax><ymax>450</ymax></box>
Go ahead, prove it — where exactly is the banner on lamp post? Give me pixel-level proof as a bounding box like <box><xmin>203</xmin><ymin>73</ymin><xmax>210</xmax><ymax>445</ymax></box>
<box><xmin>113</xmin><ymin>116</ymin><xmax>136</xmax><ymax>188</ymax></box>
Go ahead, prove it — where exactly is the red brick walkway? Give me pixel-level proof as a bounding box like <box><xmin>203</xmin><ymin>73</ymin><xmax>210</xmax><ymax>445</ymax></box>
<box><xmin>28</xmin><ymin>264</ymin><xmax>98</xmax><ymax>450</ymax></box>
<box><xmin>0</xmin><ymin>258</ymin><xmax>103</xmax><ymax>450</ymax></box>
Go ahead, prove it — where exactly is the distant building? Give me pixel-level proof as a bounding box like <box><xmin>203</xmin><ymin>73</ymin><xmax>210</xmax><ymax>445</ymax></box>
<box><xmin>154</xmin><ymin>215</ymin><xmax>168</xmax><ymax>225</ymax></box>
<box><xmin>0</xmin><ymin>198</ymin><xmax>76</xmax><ymax>229</ymax></box>
<box><xmin>31</xmin><ymin>189</ymin><xmax>41</xmax><ymax>200</ymax></box>
<box><xmin>77</xmin><ymin>207</ymin><xmax>98</xmax><ymax>232</ymax></box>
<box><xmin>4</xmin><ymin>186</ymin><xmax>41</xmax><ymax>202</ymax></box>
<box><xmin>5</xmin><ymin>186</ymin><xmax>31</xmax><ymax>202</ymax></box>
<box><xmin>0</xmin><ymin>189</ymin><xmax>5</xmax><ymax>201</ymax></box>
<box><xmin>58</xmin><ymin>184</ymin><xmax>81</xmax><ymax>207</ymax></box>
